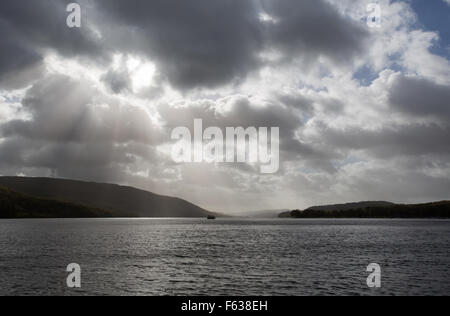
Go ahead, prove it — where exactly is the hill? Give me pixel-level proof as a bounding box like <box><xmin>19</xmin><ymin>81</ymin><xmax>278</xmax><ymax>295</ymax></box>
<box><xmin>307</xmin><ymin>201</ymin><xmax>396</xmax><ymax>212</ymax></box>
<box><xmin>0</xmin><ymin>177</ymin><xmax>216</xmax><ymax>218</ymax></box>
<box><xmin>280</xmin><ymin>201</ymin><xmax>450</xmax><ymax>218</ymax></box>
<box><xmin>0</xmin><ymin>186</ymin><xmax>112</xmax><ymax>218</ymax></box>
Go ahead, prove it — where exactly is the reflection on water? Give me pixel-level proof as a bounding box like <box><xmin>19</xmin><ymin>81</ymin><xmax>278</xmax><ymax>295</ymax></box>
<box><xmin>0</xmin><ymin>218</ymin><xmax>449</xmax><ymax>296</ymax></box>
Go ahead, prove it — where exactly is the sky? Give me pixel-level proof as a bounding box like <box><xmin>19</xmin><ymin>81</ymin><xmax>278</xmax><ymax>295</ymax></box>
<box><xmin>0</xmin><ymin>0</ymin><xmax>449</xmax><ymax>212</ymax></box>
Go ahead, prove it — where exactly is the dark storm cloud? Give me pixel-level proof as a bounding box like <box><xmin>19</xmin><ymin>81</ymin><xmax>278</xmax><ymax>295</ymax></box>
<box><xmin>0</xmin><ymin>20</ymin><xmax>43</xmax><ymax>89</ymax></box>
<box><xmin>1</xmin><ymin>0</ymin><xmax>370</xmax><ymax>91</ymax></box>
<box><xmin>261</xmin><ymin>0</ymin><xmax>369</xmax><ymax>64</ymax></box>
<box><xmin>0</xmin><ymin>0</ymin><xmax>104</xmax><ymax>87</ymax></box>
<box><xmin>0</xmin><ymin>136</ymin><xmax>28</xmax><ymax>167</ymax></box>
<box><xmin>94</xmin><ymin>0</ymin><xmax>264</xmax><ymax>90</ymax></box>
<box><xmin>389</xmin><ymin>75</ymin><xmax>450</xmax><ymax>120</ymax></box>
<box><xmin>93</xmin><ymin>0</ymin><xmax>369</xmax><ymax>88</ymax></box>
<box><xmin>0</xmin><ymin>0</ymin><xmax>103</xmax><ymax>58</ymax></box>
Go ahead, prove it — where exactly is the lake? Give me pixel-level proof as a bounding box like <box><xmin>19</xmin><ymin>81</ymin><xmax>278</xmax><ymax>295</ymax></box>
<box><xmin>0</xmin><ymin>218</ymin><xmax>449</xmax><ymax>296</ymax></box>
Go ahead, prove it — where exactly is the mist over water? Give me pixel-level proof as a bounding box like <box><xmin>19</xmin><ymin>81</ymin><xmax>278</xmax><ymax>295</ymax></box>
<box><xmin>1</xmin><ymin>219</ymin><xmax>449</xmax><ymax>296</ymax></box>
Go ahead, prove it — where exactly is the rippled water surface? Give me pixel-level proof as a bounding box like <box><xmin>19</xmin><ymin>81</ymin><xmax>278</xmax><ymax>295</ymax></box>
<box><xmin>0</xmin><ymin>218</ymin><xmax>449</xmax><ymax>296</ymax></box>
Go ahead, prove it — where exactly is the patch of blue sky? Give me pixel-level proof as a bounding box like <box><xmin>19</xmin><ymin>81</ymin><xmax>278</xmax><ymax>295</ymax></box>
<box><xmin>353</xmin><ymin>65</ymin><xmax>380</xmax><ymax>86</ymax></box>
<box><xmin>353</xmin><ymin>58</ymin><xmax>404</xmax><ymax>87</ymax></box>
<box><xmin>2</xmin><ymin>94</ymin><xmax>22</xmax><ymax>104</ymax></box>
<box><xmin>397</xmin><ymin>0</ymin><xmax>450</xmax><ymax>59</ymax></box>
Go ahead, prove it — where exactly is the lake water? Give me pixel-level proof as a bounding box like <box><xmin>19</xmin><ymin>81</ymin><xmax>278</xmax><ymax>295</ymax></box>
<box><xmin>0</xmin><ymin>218</ymin><xmax>449</xmax><ymax>296</ymax></box>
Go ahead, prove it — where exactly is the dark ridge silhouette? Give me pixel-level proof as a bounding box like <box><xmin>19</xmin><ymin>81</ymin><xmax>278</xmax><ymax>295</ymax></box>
<box><xmin>280</xmin><ymin>201</ymin><xmax>450</xmax><ymax>218</ymax></box>
<box><xmin>0</xmin><ymin>177</ymin><xmax>217</xmax><ymax>218</ymax></box>
<box><xmin>0</xmin><ymin>186</ymin><xmax>112</xmax><ymax>218</ymax></box>
<box><xmin>307</xmin><ymin>201</ymin><xmax>396</xmax><ymax>212</ymax></box>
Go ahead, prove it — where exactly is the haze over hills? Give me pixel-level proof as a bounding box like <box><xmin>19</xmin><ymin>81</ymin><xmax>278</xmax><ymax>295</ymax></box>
<box><xmin>0</xmin><ymin>177</ymin><xmax>217</xmax><ymax>218</ymax></box>
<box><xmin>227</xmin><ymin>209</ymin><xmax>290</xmax><ymax>218</ymax></box>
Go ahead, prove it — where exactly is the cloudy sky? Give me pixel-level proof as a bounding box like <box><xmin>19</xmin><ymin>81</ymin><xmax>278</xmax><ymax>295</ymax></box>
<box><xmin>1</xmin><ymin>0</ymin><xmax>449</xmax><ymax>212</ymax></box>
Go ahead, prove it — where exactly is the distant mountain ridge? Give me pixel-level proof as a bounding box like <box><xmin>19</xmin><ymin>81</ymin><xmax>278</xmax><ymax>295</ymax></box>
<box><xmin>307</xmin><ymin>201</ymin><xmax>396</xmax><ymax>211</ymax></box>
<box><xmin>0</xmin><ymin>177</ymin><xmax>216</xmax><ymax>218</ymax></box>
<box><xmin>280</xmin><ymin>201</ymin><xmax>450</xmax><ymax>218</ymax></box>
